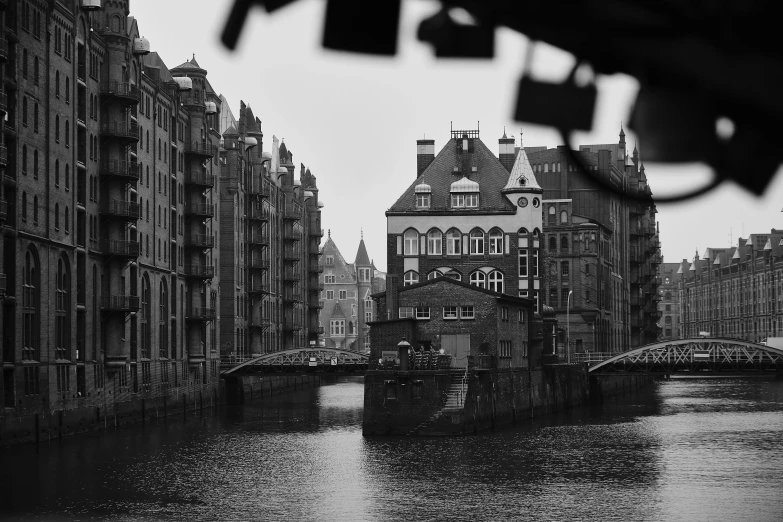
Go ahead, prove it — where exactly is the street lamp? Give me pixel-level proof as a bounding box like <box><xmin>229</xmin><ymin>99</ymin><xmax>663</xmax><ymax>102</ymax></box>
<box><xmin>567</xmin><ymin>290</ymin><xmax>573</xmax><ymax>364</ymax></box>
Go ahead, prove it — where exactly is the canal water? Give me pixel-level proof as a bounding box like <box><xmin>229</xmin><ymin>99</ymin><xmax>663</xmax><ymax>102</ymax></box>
<box><xmin>2</xmin><ymin>376</ymin><xmax>782</xmax><ymax>522</ymax></box>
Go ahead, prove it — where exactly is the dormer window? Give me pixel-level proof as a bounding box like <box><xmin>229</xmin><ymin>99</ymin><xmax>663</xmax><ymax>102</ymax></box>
<box><xmin>450</xmin><ymin>176</ymin><xmax>479</xmax><ymax>209</ymax></box>
<box><xmin>414</xmin><ymin>183</ymin><xmax>431</xmax><ymax>209</ymax></box>
<box><xmin>451</xmin><ymin>193</ymin><xmax>478</xmax><ymax>208</ymax></box>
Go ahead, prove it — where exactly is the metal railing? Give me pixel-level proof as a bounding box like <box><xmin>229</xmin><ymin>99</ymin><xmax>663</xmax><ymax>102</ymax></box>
<box><xmin>100</xmin><ymin>120</ymin><xmax>140</xmax><ymax>140</ymax></box>
<box><xmin>184</xmin><ymin>264</ymin><xmax>214</xmax><ymax>278</ymax></box>
<box><xmin>185</xmin><ymin>203</ymin><xmax>214</xmax><ymax>217</ymax></box>
<box><xmin>100</xmin><ymin>160</ymin><xmax>140</xmax><ymax>180</ymax></box>
<box><xmin>185</xmin><ymin>234</ymin><xmax>215</xmax><ymax>248</ymax></box>
<box><xmin>101</xmin><ymin>295</ymin><xmax>140</xmax><ymax>311</ymax></box>
<box><xmin>102</xmin><ymin>239</ymin><xmax>140</xmax><ymax>257</ymax></box>
<box><xmin>185</xmin><ymin>171</ymin><xmax>214</xmax><ymax>187</ymax></box>
<box><xmin>185</xmin><ymin>141</ymin><xmax>216</xmax><ymax>157</ymax></box>
<box><xmin>101</xmin><ymin>200</ymin><xmax>141</xmax><ymax>219</ymax></box>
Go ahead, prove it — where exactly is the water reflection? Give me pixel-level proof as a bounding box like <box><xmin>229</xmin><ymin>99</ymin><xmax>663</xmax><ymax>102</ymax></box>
<box><xmin>1</xmin><ymin>377</ymin><xmax>782</xmax><ymax>521</ymax></box>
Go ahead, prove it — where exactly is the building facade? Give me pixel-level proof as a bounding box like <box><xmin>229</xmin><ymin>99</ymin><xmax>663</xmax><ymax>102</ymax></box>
<box><xmin>658</xmin><ymin>262</ymin><xmax>681</xmax><ymax>340</ymax></box>
<box><xmin>677</xmin><ymin>230</ymin><xmax>783</xmax><ymax>342</ymax></box>
<box><xmin>385</xmin><ymin>128</ymin><xmax>544</xmax><ymax>313</ymax></box>
<box><xmin>319</xmin><ymin>232</ymin><xmax>385</xmax><ymax>353</ymax></box>
<box><xmin>528</xmin><ymin>128</ymin><xmax>661</xmax><ymax>351</ymax></box>
<box><xmin>0</xmin><ymin>1</ymin><xmax>322</xmax><ymax>439</ymax></box>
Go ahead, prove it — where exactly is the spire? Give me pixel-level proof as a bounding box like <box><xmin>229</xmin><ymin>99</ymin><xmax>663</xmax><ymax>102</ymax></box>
<box><xmin>328</xmin><ymin>229</ymin><xmax>331</xmax><ymax>238</ymax></box>
<box><xmin>502</xmin><ymin>126</ymin><xmax>507</xmax><ymax>139</ymax></box>
<box><xmin>355</xmin><ymin>236</ymin><xmax>371</xmax><ymax>266</ymax></box>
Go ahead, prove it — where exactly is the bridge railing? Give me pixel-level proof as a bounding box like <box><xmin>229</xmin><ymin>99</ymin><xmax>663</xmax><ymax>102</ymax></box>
<box><xmin>572</xmin><ymin>352</ymin><xmax>615</xmax><ymax>364</ymax></box>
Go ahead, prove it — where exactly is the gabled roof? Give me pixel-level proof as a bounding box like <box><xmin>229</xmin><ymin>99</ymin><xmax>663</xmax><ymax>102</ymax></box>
<box><xmin>320</xmin><ymin>235</ymin><xmax>357</xmax><ymax>283</ymax></box>
<box><xmin>329</xmin><ymin>301</ymin><xmax>349</xmax><ymax>319</ymax></box>
<box><xmin>387</xmin><ymin>137</ymin><xmax>516</xmax><ymax>213</ymax></box>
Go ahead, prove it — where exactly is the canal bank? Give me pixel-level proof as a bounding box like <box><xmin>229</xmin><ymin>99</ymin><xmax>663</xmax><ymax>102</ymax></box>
<box><xmin>0</xmin><ymin>372</ymin><xmax>326</xmax><ymax>448</ymax></box>
<box><xmin>363</xmin><ymin>365</ymin><xmax>654</xmax><ymax>435</ymax></box>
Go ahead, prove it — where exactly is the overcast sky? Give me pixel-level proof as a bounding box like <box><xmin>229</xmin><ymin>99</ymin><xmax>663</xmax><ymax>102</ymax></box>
<box><xmin>130</xmin><ymin>0</ymin><xmax>783</xmax><ymax>269</ymax></box>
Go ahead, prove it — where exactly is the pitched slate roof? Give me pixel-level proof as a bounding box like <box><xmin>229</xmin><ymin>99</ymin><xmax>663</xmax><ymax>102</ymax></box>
<box><xmin>355</xmin><ymin>239</ymin><xmax>371</xmax><ymax>266</ymax></box>
<box><xmin>387</xmin><ymin>137</ymin><xmax>516</xmax><ymax>213</ymax></box>
<box><xmin>503</xmin><ymin>146</ymin><xmax>541</xmax><ymax>191</ymax></box>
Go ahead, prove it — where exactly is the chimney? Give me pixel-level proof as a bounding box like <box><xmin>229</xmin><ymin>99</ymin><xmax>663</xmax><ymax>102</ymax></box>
<box><xmin>416</xmin><ymin>139</ymin><xmax>435</xmax><ymax>177</ymax></box>
<box><xmin>499</xmin><ymin>134</ymin><xmax>516</xmax><ymax>172</ymax></box>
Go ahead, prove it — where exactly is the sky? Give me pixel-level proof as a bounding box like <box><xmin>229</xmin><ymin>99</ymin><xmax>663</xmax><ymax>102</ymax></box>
<box><xmin>130</xmin><ymin>0</ymin><xmax>783</xmax><ymax>269</ymax></box>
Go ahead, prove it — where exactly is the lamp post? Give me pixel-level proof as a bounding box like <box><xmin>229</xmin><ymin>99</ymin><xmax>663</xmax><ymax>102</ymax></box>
<box><xmin>567</xmin><ymin>290</ymin><xmax>573</xmax><ymax>364</ymax></box>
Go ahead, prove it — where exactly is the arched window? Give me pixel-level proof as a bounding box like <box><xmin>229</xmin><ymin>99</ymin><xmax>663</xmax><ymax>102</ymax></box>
<box><xmin>159</xmin><ymin>280</ymin><xmax>168</xmax><ymax>358</ymax></box>
<box><xmin>427</xmin><ymin>229</ymin><xmax>442</xmax><ymax>255</ymax></box>
<box><xmin>33</xmin><ymin>150</ymin><xmax>38</xmax><ymax>179</ymax></box>
<box><xmin>488</xmin><ymin>271</ymin><xmax>504</xmax><ymax>293</ymax></box>
<box><xmin>34</xmin><ymin>56</ymin><xmax>39</xmax><ymax>85</ymax></box>
<box><xmin>21</xmin><ymin>192</ymin><xmax>27</xmax><ymax>221</ymax></box>
<box><xmin>22</xmin><ymin>145</ymin><xmax>27</xmax><ymax>174</ymax></box>
<box><xmin>544</xmin><ymin>163</ymin><xmax>549</xmax><ymax>172</ymax></box>
<box><xmin>489</xmin><ymin>229</ymin><xmax>503</xmax><ymax>254</ymax></box>
<box><xmin>561</xmin><ymin>261</ymin><xmax>569</xmax><ymax>277</ymax></box>
<box><xmin>533</xmin><ymin>228</ymin><xmax>540</xmax><ymax>237</ymax></box>
<box><xmin>518</xmin><ymin>227</ymin><xmax>528</xmax><ymax>235</ymax></box>
<box><xmin>65</xmin><ymin>120</ymin><xmax>70</xmax><ymax>146</ymax></box>
<box><xmin>561</xmin><ymin>210</ymin><xmax>568</xmax><ymax>223</ymax></box>
<box><xmin>65</xmin><ymin>165</ymin><xmax>70</xmax><ymax>190</ymax></box>
<box><xmin>403</xmin><ymin>229</ymin><xmax>418</xmax><ymax>255</ymax></box>
<box><xmin>470</xmin><ymin>229</ymin><xmax>484</xmax><ymax>255</ymax></box>
<box><xmin>56</xmin><ymin>71</ymin><xmax>60</xmax><ymax>97</ymax></box>
<box><xmin>65</xmin><ymin>76</ymin><xmax>70</xmax><ymax>101</ymax></box>
<box><xmin>549</xmin><ymin>236</ymin><xmax>557</xmax><ymax>250</ymax></box>
<box><xmin>55</xmin><ymin>160</ymin><xmax>60</xmax><ymax>187</ymax></box>
<box><xmin>55</xmin><ymin>203</ymin><xmax>60</xmax><ymax>230</ymax></box>
<box><xmin>427</xmin><ymin>270</ymin><xmax>443</xmax><ymax>280</ymax></box>
<box><xmin>665</xmin><ymin>292</ymin><xmax>672</xmax><ymax>300</ymax></box>
<box><xmin>446</xmin><ymin>228</ymin><xmax>461</xmax><ymax>255</ymax></box>
<box><xmin>64</xmin><ymin>207</ymin><xmax>69</xmax><ymax>233</ymax></box>
<box><xmin>470</xmin><ymin>271</ymin><xmax>486</xmax><ymax>288</ymax></box>
<box><xmin>443</xmin><ymin>269</ymin><xmax>462</xmax><ymax>281</ymax></box>
<box><xmin>561</xmin><ymin>235</ymin><xmax>569</xmax><ymax>252</ymax></box>
<box><xmin>23</xmin><ymin>250</ymin><xmax>41</xmax><ymax>360</ymax></box>
<box><xmin>33</xmin><ymin>196</ymin><xmax>38</xmax><ymax>223</ymax></box>
<box><xmin>403</xmin><ymin>271</ymin><xmax>419</xmax><ymax>286</ymax></box>
<box><xmin>55</xmin><ymin>257</ymin><xmax>71</xmax><ymax>359</ymax></box>
<box><xmin>665</xmin><ymin>316</ymin><xmax>672</xmax><ymax>325</ymax></box>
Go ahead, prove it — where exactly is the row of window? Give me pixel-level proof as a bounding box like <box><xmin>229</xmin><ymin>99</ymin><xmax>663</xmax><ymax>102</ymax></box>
<box><xmin>400</xmin><ymin>228</ymin><xmax>541</xmax><ymax>257</ymax></box>
<box><xmin>399</xmin><ymin>306</ymin><xmax>475</xmax><ymax>320</ymax></box>
<box><xmin>415</xmin><ymin>192</ymin><xmax>479</xmax><ymax>209</ymax></box>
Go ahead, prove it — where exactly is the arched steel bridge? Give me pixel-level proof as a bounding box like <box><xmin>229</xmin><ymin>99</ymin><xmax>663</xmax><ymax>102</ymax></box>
<box><xmin>221</xmin><ymin>348</ymin><xmax>369</xmax><ymax>375</ymax></box>
<box><xmin>588</xmin><ymin>338</ymin><xmax>783</xmax><ymax>374</ymax></box>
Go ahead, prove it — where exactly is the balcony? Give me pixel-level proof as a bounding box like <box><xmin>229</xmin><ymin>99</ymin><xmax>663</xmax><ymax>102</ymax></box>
<box><xmin>283</xmin><ymin>288</ymin><xmax>302</xmax><ymax>303</ymax></box>
<box><xmin>101</xmin><ymin>295</ymin><xmax>140</xmax><ymax>313</ymax></box>
<box><xmin>283</xmin><ymin>267</ymin><xmax>300</xmax><ymax>281</ymax></box>
<box><xmin>309</xmin><ymin>227</ymin><xmax>324</xmax><ymax>238</ymax></box>
<box><xmin>283</xmin><ymin>316</ymin><xmax>303</xmax><ymax>331</ymax></box>
<box><xmin>99</xmin><ymin>81</ymin><xmax>140</xmax><ymax>104</ymax></box>
<box><xmin>308</xmin><ymin>263</ymin><xmax>324</xmax><ymax>274</ymax></box>
<box><xmin>0</xmin><ymin>198</ymin><xmax>6</xmax><ymax>221</ymax></box>
<box><xmin>283</xmin><ymin>247</ymin><xmax>301</xmax><ymax>261</ymax></box>
<box><xmin>282</xmin><ymin>204</ymin><xmax>301</xmax><ymax>221</ymax></box>
<box><xmin>0</xmin><ymin>91</ymin><xmax>7</xmax><ymax>115</ymax></box>
<box><xmin>309</xmin><ymin>295</ymin><xmax>322</xmax><ymax>308</ymax></box>
<box><xmin>185</xmin><ymin>141</ymin><xmax>216</xmax><ymax>159</ymax></box>
<box><xmin>247</xmin><ymin>230</ymin><xmax>269</xmax><ymax>246</ymax></box>
<box><xmin>100</xmin><ymin>120</ymin><xmax>140</xmax><ymax>142</ymax></box>
<box><xmin>0</xmin><ymin>145</ymin><xmax>7</xmax><ymax>167</ymax></box>
<box><xmin>248</xmin><ymin>256</ymin><xmax>270</xmax><ymax>270</ymax></box>
<box><xmin>185</xmin><ymin>171</ymin><xmax>214</xmax><ymax>188</ymax></box>
<box><xmin>100</xmin><ymin>160</ymin><xmax>140</xmax><ymax>182</ymax></box>
<box><xmin>248</xmin><ymin>206</ymin><xmax>268</xmax><ymax>222</ymax></box>
<box><xmin>630</xmin><ymin>294</ymin><xmax>641</xmax><ymax>307</ymax></box>
<box><xmin>248</xmin><ymin>280</ymin><xmax>270</xmax><ymax>295</ymax></box>
<box><xmin>249</xmin><ymin>317</ymin><xmax>272</xmax><ymax>329</ymax></box>
<box><xmin>0</xmin><ymin>36</ymin><xmax>7</xmax><ymax>62</ymax></box>
<box><xmin>100</xmin><ymin>200</ymin><xmax>141</xmax><ymax>221</ymax></box>
<box><xmin>283</xmin><ymin>229</ymin><xmax>301</xmax><ymax>241</ymax></box>
<box><xmin>185</xmin><ymin>203</ymin><xmax>215</xmax><ymax>218</ymax></box>
<box><xmin>248</xmin><ymin>178</ymin><xmax>271</xmax><ymax>197</ymax></box>
<box><xmin>184</xmin><ymin>264</ymin><xmax>215</xmax><ymax>280</ymax></box>
<box><xmin>185</xmin><ymin>234</ymin><xmax>215</xmax><ymax>249</ymax></box>
<box><xmin>312</xmin><ymin>326</ymin><xmax>325</xmax><ymax>335</ymax></box>
<box><xmin>186</xmin><ymin>307</ymin><xmax>216</xmax><ymax>322</ymax></box>
<box><xmin>102</xmin><ymin>239</ymin><xmax>140</xmax><ymax>258</ymax></box>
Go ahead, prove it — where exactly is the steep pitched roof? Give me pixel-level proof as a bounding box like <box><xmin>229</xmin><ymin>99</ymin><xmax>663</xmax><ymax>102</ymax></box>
<box><xmin>387</xmin><ymin>137</ymin><xmax>516</xmax><ymax>213</ymax></box>
<box><xmin>503</xmin><ymin>145</ymin><xmax>541</xmax><ymax>191</ymax></box>
<box><xmin>320</xmin><ymin>235</ymin><xmax>357</xmax><ymax>283</ymax></box>
<box><xmin>355</xmin><ymin>239</ymin><xmax>371</xmax><ymax>266</ymax></box>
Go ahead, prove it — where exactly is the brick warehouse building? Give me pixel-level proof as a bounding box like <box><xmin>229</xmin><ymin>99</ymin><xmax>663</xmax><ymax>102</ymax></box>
<box><xmin>528</xmin><ymin>128</ymin><xmax>661</xmax><ymax>351</ymax></box>
<box><xmin>658</xmin><ymin>262</ymin><xmax>681</xmax><ymax>340</ymax></box>
<box><xmin>677</xmin><ymin>229</ymin><xmax>783</xmax><ymax>342</ymax></box>
<box><xmin>319</xmin><ymin>231</ymin><xmax>385</xmax><ymax>353</ymax></box>
<box><xmin>0</xmin><ymin>1</ymin><xmax>322</xmax><ymax>442</ymax></box>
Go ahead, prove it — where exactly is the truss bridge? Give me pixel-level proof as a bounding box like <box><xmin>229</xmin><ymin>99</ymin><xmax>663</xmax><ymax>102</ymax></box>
<box><xmin>221</xmin><ymin>348</ymin><xmax>369</xmax><ymax>375</ymax></box>
<box><xmin>588</xmin><ymin>338</ymin><xmax>783</xmax><ymax>374</ymax></box>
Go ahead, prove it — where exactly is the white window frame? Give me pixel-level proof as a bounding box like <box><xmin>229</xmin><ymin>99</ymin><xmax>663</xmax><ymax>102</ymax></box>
<box><xmin>518</xmin><ymin>249</ymin><xmax>528</xmax><ymax>277</ymax></box>
<box><xmin>488</xmin><ymin>271</ymin><xmax>504</xmax><ymax>293</ymax></box>
<box><xmin>416</xmin><ymin>193</ymin><xmax>430</xmax><ymax>209</ymax></box>
<box><xmin>329</xmin><ymin>319</ymin><xmax>345</xmax><ymax>336</ymax></box>
<box><xmin>339</xmin><ymin>290</ymin><xmax>347</xmax><ymax>300</ymax></box>
<box><xmin>470</xmin><ymin>230</ymin><xmax>484</xmax><ymax>254</ymax></box>
<box><xmin>399</xmin><ymin>306</ymin><xmax>414</xmax><ymax>318</ymax></box>
<box><xmin>465</xmin><ymin>193</ymin><xmax>479</xmax><ymax>207</ymax></box>
<box><xmin>489</xmin><ymin>230</ymin><xmax>503</xmax><ymax>254</ymax></box>
<box><xmin>470</xmin><ymin>271</ymin><xmax>486</xmax><ymax>288</ymax></box>
<box><xmin>460</xmin><ymin>306</ymin><xmax>475</xmax><ymax>319</ymax></box>
<box><xmin>404</xmin><ymin>229</ymin><xmax>419</xmax><ymax>255</ymax></box>
<box><xmin>427</xmin><ymin>230</ymin><xmax>442</xmax><ymax>255</ymax></box>
<box><xmin>446</xmin><ymin>229</ymin><xmax>461</xmax><ymax>255</ymax></box>
<box><xmin>415</xmin><ymin>307</ymin><xmax>430</xmax><ymax>320</ymax></box>
<box><xmin>443</xmin><ymin>306</ymin><xmax>458</xmax><ymax>320</ymax></box>
<box><xmin>326</xmin><ymin>290</ymin><xmax>334</xmax><ymax>300</ymax></box>
<box><xmin>324</xmin><ymin>275</ymin><xmax>335</xmax><ymax>284</ymax></box>
<box><xmin>451</xmin><ymin>194</ymin><xmax>465</xmax><ymax>208</ymax></box>
<box><xmin>403</xmin><ymin>271</ymin><xmax>419</xmax><ymax>286</ymax></box>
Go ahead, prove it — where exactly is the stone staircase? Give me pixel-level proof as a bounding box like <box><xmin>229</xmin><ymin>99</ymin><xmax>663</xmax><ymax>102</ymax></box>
<box><xmin>407</xmin><ymin>372</ymin><xmax>466</xmax><ymax>435</ymax></box>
